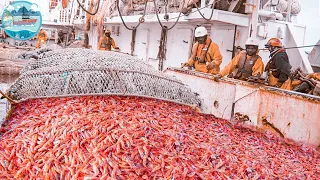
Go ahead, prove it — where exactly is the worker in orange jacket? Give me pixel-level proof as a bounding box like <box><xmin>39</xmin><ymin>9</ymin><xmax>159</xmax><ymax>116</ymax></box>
<box><xmin>36</xmin><ymin>28</ymin><xmax>47</xmax><ymax>48</ymax></box>
<box><xmin>97</xmin><ymin>29</ymin><xmax>119</xmax><ymax>51</ymax></box>
<box><xmin>214</xmin><ymin>38</ymin><xmax>264</xmax><ymax>81</ymax></box>
<box><xmin>264</xmin><ymin>38</ymin><xmax>292</xmax><ymax>89</ymax></box>
<box><xmin>181</xmin><ymin>26</ymin><xmax>223</xmax><ymax>74</ymax></box>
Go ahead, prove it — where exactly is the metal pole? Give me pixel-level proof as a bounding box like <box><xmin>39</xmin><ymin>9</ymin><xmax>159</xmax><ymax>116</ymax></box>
<box><xmin>232</xmin><ymin>25</ymin><xmax>237</xmax><ymax>59</ymax></box>
<box><xmin>250</xmin><ymin>0</ymin><xmax>260</xmax><ymax>38</ymax></box>
<box><xmin>201</xmin><ymin>0</ymin><xmax>206</xmax><ymax>8</ymax></box>
<box><xmin>286</xmin><ymin>0</ymin><xmax>292</xmax><ymax>22</ymax></box>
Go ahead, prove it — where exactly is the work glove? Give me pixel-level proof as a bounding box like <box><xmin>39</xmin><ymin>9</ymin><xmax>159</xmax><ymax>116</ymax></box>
<box><xmin>206</xmin><ymin>62</ymin><xmax>216</xmax><ymax>70</ymax></box>
<box><xmin>274</xmin><ymin>82</ymin><xmax>283</xmax><ymax>88</ymax></box>
<box><xmin>181</xmin><ymin>63</ymin><xmax>189</xmax><ymax>68</ymax></box>
<box><xmin>213</xmin><ymin>74</ymin><xmax>222</xmax><ymax>82</ymax></box>
<box><xmin>247</xmin><ymin>75</ymin><xmax>262</xmax><ymax>82</ymax></box>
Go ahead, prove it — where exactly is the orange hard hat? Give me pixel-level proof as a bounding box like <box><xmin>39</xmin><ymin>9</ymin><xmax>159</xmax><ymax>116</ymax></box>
<box><xmin>265</xmin><ymin>38</ymin><xmax>283</xmax><ymax>48</ymax></box>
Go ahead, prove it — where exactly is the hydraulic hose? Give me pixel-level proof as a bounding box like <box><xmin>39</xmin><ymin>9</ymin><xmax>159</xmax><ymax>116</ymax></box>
<box><xmin>76</xmin><ymin>0</ymin><xmax>100</xmax><ymax>16</ymax></box>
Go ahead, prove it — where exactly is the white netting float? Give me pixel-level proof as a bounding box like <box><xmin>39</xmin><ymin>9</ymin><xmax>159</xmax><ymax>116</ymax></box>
<box><xmin>9</xmin><ymin>48</ymin><xmax>201</xmax><ymax>106</ymax></box>
<box><xmin>291</xmin><ymin>0</ymin><xmax>301</xmax><ymax>15</ymax></box>
<box><xmin>277</xmin><ymin>0</ymin><xmax>301</xmax><ymax>15</ymax></box>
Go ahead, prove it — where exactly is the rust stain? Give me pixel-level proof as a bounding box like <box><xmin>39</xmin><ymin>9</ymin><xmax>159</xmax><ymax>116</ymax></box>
<box><xmin>213</xmin><ymin>100</ymin><xmax>219</xmax><ymax>109</ymax></box>
<box><xmin>236</xmin><ymin>31</ymin><xmax>240</xmax><ymax>41</ymax></box>
<box><xmin>262</xmin><ymin>116</ymin><xmax>284</xmax><ymax>138</ymax></box>
<box><xmin>234</xmin><ymin>112</ymin><xmax>250</xmax><ymax>123</ymax></box>
<box><xmin>310</xmin><ymin>48</ymin><xmax>316</xmax><ymax>57</ymax></box>
<box><xmin>287</xmin><ymin>122</ymin><xmax>291</xmax><ymax>127</ymax></box>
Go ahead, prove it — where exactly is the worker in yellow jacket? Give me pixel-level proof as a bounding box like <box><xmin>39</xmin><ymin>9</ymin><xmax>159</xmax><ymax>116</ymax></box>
<box><xmin>181</xmin><ymin>26</ymin><xmax>223</xmax><ymax>74</ymax></box>
<box><xmin>214</xmin><ymin>38</ymin><xmax>264</xmax><ymax>81</ymax></box>
<box><xmin>36</xmin><ymin>28</ymin><xmax>47</xmax><ymax>48</ymax></box>
<box><xmin>97</xmin><ymin>29</ymin><xmax>119</xmax><ymax>51</ymax></box>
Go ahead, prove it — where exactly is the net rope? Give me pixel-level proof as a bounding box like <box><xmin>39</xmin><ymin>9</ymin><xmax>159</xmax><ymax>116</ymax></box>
<box><xmin>9</xmin><ymin>48</ymin><xmax>201</xmax><ymax>106</ymax></box>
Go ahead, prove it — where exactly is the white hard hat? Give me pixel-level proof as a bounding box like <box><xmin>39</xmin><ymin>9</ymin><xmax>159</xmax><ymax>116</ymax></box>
<box><xmin>245</xmin><ymin>37</ymin><xmax>259</xmax><ymax>46</ymax></box>
<box><xmin>195</xmin><ymin>26</ymin><xmax>208</xmax><ymax>38</ymax></box>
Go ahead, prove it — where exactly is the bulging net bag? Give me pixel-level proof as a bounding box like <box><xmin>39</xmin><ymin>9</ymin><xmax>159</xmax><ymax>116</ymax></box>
<box><xmin>9</xmin><ymin>48</ymin><xmax>201</xmax><ymax>106</ymax></box>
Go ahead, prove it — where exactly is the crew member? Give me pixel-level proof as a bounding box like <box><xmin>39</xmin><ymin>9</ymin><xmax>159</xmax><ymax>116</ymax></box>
<box><xmin>57</xmin><ymin>29</ymin><xmax>64</xmax><ymax>45</ymax></box>
<box><xmin>264</xmin><ymin>38</ymin><xmax>292</xmax><ymax>88</ymax></box>
<box><xmin>214</xmin><ymin>38</ymin><xmax>264</xmax><ymax>81</ymax></box>
<box><xmin>36</xmin><ymin>28</ymin><xmax>47</xmax><ymax>48</ymax></box>
<box><xmin>97</xmin><ymin>29</ymin><xmax>119</xmax><ymax>51</ymax></box>
<box><xmin>181</xmin><ymin>26</ymin><xmax>223</xmax><ymax>74</ymax></box>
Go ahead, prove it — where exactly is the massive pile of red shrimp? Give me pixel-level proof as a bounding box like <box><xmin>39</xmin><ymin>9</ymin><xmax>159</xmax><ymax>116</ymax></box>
<box><xmin>0</xmin><ymin>96</ymin><xmax>319</xmax><ymax>179</ymax></box>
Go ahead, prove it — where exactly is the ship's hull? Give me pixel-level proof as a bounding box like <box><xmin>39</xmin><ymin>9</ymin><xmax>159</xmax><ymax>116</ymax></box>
<box><xmin>13</xmin><ymin>19</ymin><xmax>37</xmax><ymax>26</ymax></box>
<box><xmin>165</xmin><ymin>67</ymin><xmax>320</xmax><ymax>147</ymax></box>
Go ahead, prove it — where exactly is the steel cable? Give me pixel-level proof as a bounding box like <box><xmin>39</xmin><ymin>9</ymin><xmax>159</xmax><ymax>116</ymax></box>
<box><xmin>260</xmin><ymin>44</ymin><xmax>320</xmax><ymax>51</ymax></box>
<box><xmin>116</xmin><ymin>0</ymin><xmax>148</xmax><ymax>30</ymax></box>
<box><xmin>194</xmin><ymin>1</ymin><xmax>216</xmax><ymax>21</ymax></box>
<box><xmin>76</xmin><ymin>0</ymin><xmax>100</xmax><ymax>15</ymax></box>
<box><xmin>165</xmin><ymin>3</ymin><xmax>215</xmax><ymax>21</ymax></box>
<box><xmin>153</xmin><ymin>0</ymin><xmax>185</xmax><ymax>30</ymax></box>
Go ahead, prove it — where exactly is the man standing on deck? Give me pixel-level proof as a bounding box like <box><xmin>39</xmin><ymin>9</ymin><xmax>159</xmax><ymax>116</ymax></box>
<box><xmin>69</xmin><ymin>28</ymin><xmax>76</xmax><ymax>42</ymax></box>
<box><xmin>36</xmin><ymin>28</ymin><xmax>47</xmax><ymax>49</ymax></box>
<box><xmin>57</xmin><ymin>29</ymin><xmax>64</xmax><ymax>45</ymax></box>
<box><xmin>264</xmin><ymin>38</ymin><xmax>292</xmax><ymax>88</ymax></box>
<box><xmin>181</xmin><ymin>26</ymin><xmax>223</xmax><ymax>74</ymax></box>
<box><xmin>97</xmin><ymin>29</ymin><xmax>119</xmax><ymax>51</ymax></box>
<box><xmin>213</xmin><ymin>37</ymin><xmax>264</xmax><ymax>81</ymax></box>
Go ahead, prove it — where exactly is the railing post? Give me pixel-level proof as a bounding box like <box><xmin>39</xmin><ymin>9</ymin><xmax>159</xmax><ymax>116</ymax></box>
<box><xmin>286</xmin><ymin>0</ymin><xmax>292</xmax><ymax>22</ymax></box>
<box><xmin>201</xmin><ymin>0</ymin><xmax>206</xmax><ymax>8</ymax></box>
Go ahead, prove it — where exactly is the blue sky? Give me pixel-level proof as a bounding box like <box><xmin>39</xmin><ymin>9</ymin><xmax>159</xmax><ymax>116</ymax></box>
<box><xmin>297</xmin><ymin>0</ymin><xmax>320</xmax><ymax>52</ymax></box>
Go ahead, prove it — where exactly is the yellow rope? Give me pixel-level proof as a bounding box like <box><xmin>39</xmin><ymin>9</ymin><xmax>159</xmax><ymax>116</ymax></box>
<box><xmin>5</xmin><ymin>106</ymin><xmax>15</xmax><ymax>121</ymax></box>
<box><xmin>0</xmin><ymin>90</ymin><xmax>17</xmax><ymax>104</ymax></box>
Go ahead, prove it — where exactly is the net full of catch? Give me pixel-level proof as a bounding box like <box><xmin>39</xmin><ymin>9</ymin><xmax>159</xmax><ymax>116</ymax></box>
<box><xmin>8</xmin><ymin>48</ymin><xmax>201</xmax><ymax>106</ymax></box>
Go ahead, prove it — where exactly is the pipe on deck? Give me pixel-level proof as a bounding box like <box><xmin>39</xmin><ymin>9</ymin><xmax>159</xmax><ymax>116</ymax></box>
<box><xmin>258</xmin><ymin>10</ymin><xmax>284</xmax><ymax>20</ymax></box>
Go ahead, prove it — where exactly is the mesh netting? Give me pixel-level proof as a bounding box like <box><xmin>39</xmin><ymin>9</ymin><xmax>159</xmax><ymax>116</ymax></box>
<box><xmin>277</xmin><ymin>0</ymin><xmax>301</xmax><ymax>15</ymax></box>
<box><xmin>9</xmin><ymin>48</ymin><xmax>201</xmax><ymax>106</ymax></box>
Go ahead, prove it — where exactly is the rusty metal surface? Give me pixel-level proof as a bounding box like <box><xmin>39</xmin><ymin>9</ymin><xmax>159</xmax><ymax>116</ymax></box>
<box><xmin>0</xmin><ymin>48</ymin><xmax>27</xmax><ymax>60</ymax></box>
<box><xmin>0</xmin><ymin>58</ymin><xmax>29</xmax><ymax>75</ymax></box>
<box><xmin>164</xmin><ymin>67</ymin><xmax>320</xmax><ymax>146</ymax></box>
<box><xmin>308</xmin><ymin>40</ymin><xmax>320</xmax><ymax>72</ymax></box>
<box><xmin>258</xmin><ymin>90</ymin><xmax>320</xmax><ymax>145</ymax></box>
<box><xmin>165</xmin><ymin>69</ymin><xmax>236</xmax><ymax>119</ymax></box>
<box><xmin>166</xmin><ymin>67</ymin><xmax>320</xmax><ymax>102</ymax></box>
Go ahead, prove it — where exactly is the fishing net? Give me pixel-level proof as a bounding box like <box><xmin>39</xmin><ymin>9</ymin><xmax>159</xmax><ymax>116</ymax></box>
<box><xmin>9</xmin><ymin>48</ymin><xmax>201</xmax><ymax>106</ymax></box>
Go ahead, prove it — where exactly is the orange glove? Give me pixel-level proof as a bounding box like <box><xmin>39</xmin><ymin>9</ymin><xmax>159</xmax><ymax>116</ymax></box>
<box><xmin>213</xmin><ymin>74</ymin><xmax>222</xmax><ymax>82</ymax></box>
<box><xmin>206</xmin><ymin>62</ymin><xmax>215</xmax><ymax>70</ymax></box>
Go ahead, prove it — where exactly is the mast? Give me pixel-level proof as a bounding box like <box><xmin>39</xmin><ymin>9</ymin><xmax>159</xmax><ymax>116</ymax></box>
<box><xmin>250</xmin><ymin>0</ymin><xmax>260</xmax><ymax>38</ymax></box>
